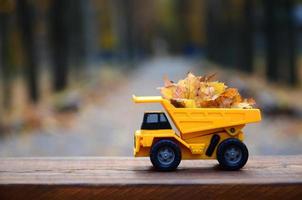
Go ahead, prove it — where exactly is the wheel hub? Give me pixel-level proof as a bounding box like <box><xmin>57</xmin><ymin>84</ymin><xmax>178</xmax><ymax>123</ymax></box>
<box><xmin>224</xmin><ymin>146</ymin><xmax>242</xmax><ymax>164</ymax></box>
<box><xmin>157</xmin><ymin>147</ymin><xmax>175</xmax><ymax>165</ymax></box>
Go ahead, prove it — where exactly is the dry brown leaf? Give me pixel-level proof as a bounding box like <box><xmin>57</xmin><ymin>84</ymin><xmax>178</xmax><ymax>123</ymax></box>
<box><xmin>163</xmin><ymin>75</ymin><xmax>174</xmax><ymax>87</ymax></box>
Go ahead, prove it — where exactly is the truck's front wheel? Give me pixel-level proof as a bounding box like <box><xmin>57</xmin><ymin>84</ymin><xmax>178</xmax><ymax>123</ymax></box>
<box><xmin>217</xmin><ymin>138</ymin><xmax>249</xmax><ymax>170</ymax></box>
<box><xmin>150</xmin><ymin>140</ymin><xmax>181</xmax><ymax>171</ymax></box>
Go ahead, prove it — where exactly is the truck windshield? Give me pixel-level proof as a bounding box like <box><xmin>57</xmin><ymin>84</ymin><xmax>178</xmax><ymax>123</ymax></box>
<box><xmin>146</xmin><ymin>114</ymin><xmax>158</xmax><ymax>123</ymax></box>
<box><xmin>160</xmin><ymin>114</ymin><xmax>167</xmax><ymax>122</ymax></box>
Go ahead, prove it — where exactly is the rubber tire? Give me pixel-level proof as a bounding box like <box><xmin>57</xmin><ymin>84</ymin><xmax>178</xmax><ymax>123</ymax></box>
<box><xmin>150</xmin><ymin>140</ymin><xmax>181</xmax><ymax>171</ymax></box>
<box><xmin>217</xmin><ymin>138</ymin><xmax>249</xmax><ymax>171</ymax></box>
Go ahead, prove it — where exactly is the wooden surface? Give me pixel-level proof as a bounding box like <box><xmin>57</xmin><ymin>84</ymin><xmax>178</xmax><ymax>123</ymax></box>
<box><xmin>1</xmin><ymin>156</ymin><xmax>302</xmax><ymax>199</ymax></box>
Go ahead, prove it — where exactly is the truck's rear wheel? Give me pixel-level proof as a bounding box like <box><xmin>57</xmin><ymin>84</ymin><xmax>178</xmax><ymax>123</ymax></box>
<box><xmin>217</xmin><ymin>138</ymin><xmax>248</xmax><ymax>170</ymax></box>
<box><xmin>150</xmin><ymin>140</ymin><xmax>181</xmax><ymax>171</ymax></box>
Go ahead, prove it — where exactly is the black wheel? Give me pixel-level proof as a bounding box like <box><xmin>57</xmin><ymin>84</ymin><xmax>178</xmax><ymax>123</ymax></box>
<box><xmin>150</xmin><ymin>139</ymin><xmax>181</xmax><ymax>171</ymax></box>
<box><xmin>217</xmin><ymin>138</ymin><xmax>249</xmax><ymax>170</ymax></box>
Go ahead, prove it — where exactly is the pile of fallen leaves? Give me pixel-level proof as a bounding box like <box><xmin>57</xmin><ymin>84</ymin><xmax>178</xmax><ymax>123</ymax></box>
<box><xmin>159</xmin><ymin>72</ymin><xmax>256</xmax><ymax>108</ymax></box>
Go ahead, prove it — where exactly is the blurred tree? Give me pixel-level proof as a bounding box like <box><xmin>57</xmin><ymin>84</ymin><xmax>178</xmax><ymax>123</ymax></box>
<box><xmin>49</xmin><ymin>0</ymin><xmax>69</xmax><ymax>91</ymax></box>
<box><xmin>206</xmin><ymin>0</ymin><xmax>233</xmax><ymax>66</ymax></box>
<box><xmin>155</xmin><ymin>0</ymin><xmax>187</xmax><ymax>53</ymax></box>
<box><xmin>121</xmin><ymin>0</ymin><xmax>136</xmax><ymax>60</ymax></box>
<box><xmin>264</xmin><ymin>0</ymin><xmax>298</xmax><ymax>85</ymax></box>
<box><xmin>240</xmin><ymin>0</ymin><xmax>254</xmax><ymax>73</ymax></box>
<box><xmin>183</xmin><ymin>0</ymin><xmax>206</xmax><ymax>55</ymax></box>
<box><xmin>68</xmin><ymin>0</ymin><xmax>88</xmax><ymax>74</ymax></box>
<box><xmin>16</xmin><ymin>0</ymin><xmax>39</xmax><ymax>102</ymax></box>
<box><xmin>285</xmin><ymin>0</ymin><xmax>298</xmax><ymax>85</ymax></box>
<box><xmin>205</xmin><ymin>0</ymin><xmax>216</xmax><ymax>62</ymax></box>
<box><xmin>174</xmin><ymin>0</ymin><xmax>188</xmax><ymax>52</ymax></box>
<box><xmin>207</xmin><ymin>0</ymin><xmax>254</xmax><ymax>71</ymax></box>
<box><xmin>0</xmin><ymin>0</ymin><xmax>15</xmax><ymax>108</ymax></box>
<box><xmin>264</xmin><ymin>0</ymin><xmax>278</xmax><ymax>82</ymax></box>
<box><xmin>95</xmin><ymin>0</ymin><xmax>121</xmax><ymax>59</ymax></box>
<box><xmin>131</xmin><ymin>0</ymin><xmax>155</xmax><ymax>56</ymax></box>
<box><xmin>103</xmin><ymin>0</ymin><xmax>136</xmax><ymax>62</ymax></box>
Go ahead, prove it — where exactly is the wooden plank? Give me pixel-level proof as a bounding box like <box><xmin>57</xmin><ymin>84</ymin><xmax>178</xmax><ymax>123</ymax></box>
<box><xmin>1</xmin><ymin>156</ymin><xmax>302</xmax><ymax>200</ymax></box>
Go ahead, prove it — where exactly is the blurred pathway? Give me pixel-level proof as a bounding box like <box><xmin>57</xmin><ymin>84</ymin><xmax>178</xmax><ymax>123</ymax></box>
<box><xmin>0</xmin><ymin>57</ymin><xmax>197</xmax><ymax>156</ymax></box>
<box><xmin>1</xmin><ymin>57</ymin><xmax>302</xmax><ymax>156</ymax></box>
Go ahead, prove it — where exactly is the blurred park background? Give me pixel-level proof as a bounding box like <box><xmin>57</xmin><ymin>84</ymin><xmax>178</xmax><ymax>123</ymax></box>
<box><xmin>0</xmin><ymin>0</ymin><xmax>302</xmax><ymax>156</ymax></box>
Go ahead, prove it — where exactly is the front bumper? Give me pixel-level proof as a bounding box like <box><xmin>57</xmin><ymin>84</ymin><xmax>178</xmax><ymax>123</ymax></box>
<box><xmin>133</xmin><ymin>130</ymin><xmax>141</xmax><ymax>156</ymax></box>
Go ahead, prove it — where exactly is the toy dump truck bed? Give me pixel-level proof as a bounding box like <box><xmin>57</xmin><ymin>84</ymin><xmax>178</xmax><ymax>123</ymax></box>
<box><xmin>133</xmin><ymin>95</ymin><xmax>261</xmax><ymax>134</ymax></box>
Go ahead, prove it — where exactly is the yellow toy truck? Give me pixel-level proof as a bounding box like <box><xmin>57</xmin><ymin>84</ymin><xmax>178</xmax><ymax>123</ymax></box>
<box><xmin>133</xmin><ymin>95</ymin><xmax>261</xmax><ymax>171</ymax></box>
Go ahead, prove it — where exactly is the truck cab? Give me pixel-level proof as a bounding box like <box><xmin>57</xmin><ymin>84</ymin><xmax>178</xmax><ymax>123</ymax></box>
<box><xmin>141</xmin><ymin>112</ymin><xmax>172</xmax><ymax>130</ymax></box>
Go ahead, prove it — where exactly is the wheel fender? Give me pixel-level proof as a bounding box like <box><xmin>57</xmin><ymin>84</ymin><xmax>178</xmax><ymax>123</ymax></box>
<box><xmin>141</xmin><ymin>135</ymin><xmax>155</xmax><ymax>147</ymax></box>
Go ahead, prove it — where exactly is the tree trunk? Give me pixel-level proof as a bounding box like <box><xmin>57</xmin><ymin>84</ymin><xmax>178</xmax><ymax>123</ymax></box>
<box><xmin>240</xmin><ymin>0</ymin><xmax>253</xmax><ymax>73</ymax></box>
<box><xmin>264</xmin><ymin>0</ymin><xmax>278</xmax><ymax>82</ymax></box>
<box><xmin>49</xmin><ymin>0</ymin><xmax>69</xmax><ymax>91</ymax></box>
<box><xmin>0</xmin><ymin>13</ymin><xmax>12</xmax><ymax>108</ymax></box>
<box><xmin>285</xmin><ymin>0</ymin><xmax>298</xmax><ymax>86</ymax></box>
<box><xmin>16</xmin><ymin>0</ymin><xmax>39</xmax><ymax>102</ymax></box>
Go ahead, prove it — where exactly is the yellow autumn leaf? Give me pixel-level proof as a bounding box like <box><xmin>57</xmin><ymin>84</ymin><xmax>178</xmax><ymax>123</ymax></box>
<box><xmin>208</xmin><ymin>81</ymin><xmax>226</xmax><ymax>96</ymax></box>
<box><xmin>183</xmin><ymin>99</ymin><xmax>196</xmax><ymax>108</ymax></box>
<box><xmin>160</xmin><ymin>86</ymin><xmax>175</xmax><ymax>99</ymax></box>
<box><xmin>232</xmin><ymin>102</ymin><xmax>253</xmax><ymax>109</ymax></box>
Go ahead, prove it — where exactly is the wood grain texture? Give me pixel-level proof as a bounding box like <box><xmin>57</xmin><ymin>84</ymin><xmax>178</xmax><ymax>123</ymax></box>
<box><xmin>1</xmin><ymin>156</ymin><xmax>302</xmax><ymax>200</ymax></box>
